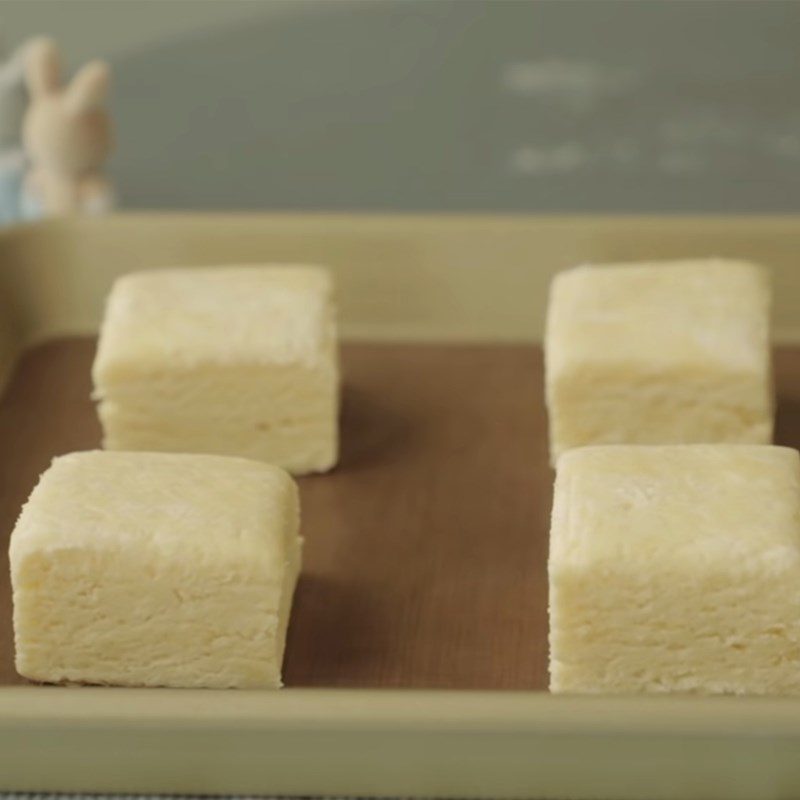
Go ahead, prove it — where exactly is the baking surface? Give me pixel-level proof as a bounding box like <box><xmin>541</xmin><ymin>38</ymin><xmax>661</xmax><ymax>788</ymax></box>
<box><xmin>3</xmin><ymin>339</ymin><xmax>800</xmax><ymax>691</ymax></box>
<box><xmin>0</xmin><ymin>338</ymin><xmax>551</xmax><ymax>690</ymax></box>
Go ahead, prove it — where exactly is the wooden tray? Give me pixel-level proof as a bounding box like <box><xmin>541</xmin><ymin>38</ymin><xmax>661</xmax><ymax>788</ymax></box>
<box><xmin>3</xmin><ymin>214</ymin><xmax>800</xmax><ymax>799</ymax></box>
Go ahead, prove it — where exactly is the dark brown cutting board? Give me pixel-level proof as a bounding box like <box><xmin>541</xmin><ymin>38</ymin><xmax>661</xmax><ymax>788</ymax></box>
<box><xmin>1</xmin><ymin>339</ymin><xmax>798</xmax><ymax>690</ymax></box>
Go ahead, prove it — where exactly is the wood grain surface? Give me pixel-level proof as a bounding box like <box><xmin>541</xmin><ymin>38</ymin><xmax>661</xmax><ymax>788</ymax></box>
<box><xmin>0</xmin><ymin>339</ymin><xmax>551</xmax><ymax>690</ymax></box>
<box><xmin>3</xmin><ymin>340</ymin><xmax>799</xmax><ymax>691</ymax></box>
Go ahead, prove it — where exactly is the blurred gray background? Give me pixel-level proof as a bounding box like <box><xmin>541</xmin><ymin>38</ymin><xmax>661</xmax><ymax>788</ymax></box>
<box><xmin>3</xmin><ymin>0</ymin><xmax>800</xmax><ymax>213</ymax></box>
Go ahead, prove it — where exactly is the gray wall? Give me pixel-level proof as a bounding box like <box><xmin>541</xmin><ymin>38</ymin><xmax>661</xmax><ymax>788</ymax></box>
<box><xmin>3</xmin><ymin>0</ymin><xmax>800</xmax><ymax>212</ymax></box>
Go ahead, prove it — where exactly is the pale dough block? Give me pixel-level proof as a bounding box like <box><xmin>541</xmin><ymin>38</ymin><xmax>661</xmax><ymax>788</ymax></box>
<box><xmin>92</xmin><ymin>265</ymin><xmax>339</xmax><ymax>475</ymax></box>
<box><xmin>549</xmin><ymin>444</ymin><xmax>800</xmax><ymax>695</ymax></box>
<box><xmin>9</xmin><ymin>450</ymin><xmax>302</xmax><ymax>689</ymax></box>
<box><xmin>545</xmin><ymin>260</ymin><xmax>773</xmax><ymax>461</ymax></box>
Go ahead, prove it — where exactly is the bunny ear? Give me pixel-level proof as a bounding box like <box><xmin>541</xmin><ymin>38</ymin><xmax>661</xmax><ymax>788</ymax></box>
<box><xmin>25</xmin><ymin>37</ymin><xmax>61</xmax><ymax>97</ymax></box>
<box><xmin>66</xmin><ymin>60</ymin><xmax>109</xmax><ymax>113</ymax></box>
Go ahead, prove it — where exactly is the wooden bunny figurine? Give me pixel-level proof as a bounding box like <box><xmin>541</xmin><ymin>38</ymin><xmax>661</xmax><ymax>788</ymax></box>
<box><xmin>22</xmin><ymin>38</ymin><xmax>114</xmax><ymax>217</ymax></box>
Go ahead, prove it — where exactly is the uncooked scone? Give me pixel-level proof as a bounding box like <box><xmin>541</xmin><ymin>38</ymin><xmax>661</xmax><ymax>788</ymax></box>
<box><xmin>544</xmin><ymin>260</ymin><xmax>773</xmax><ymax>462</ymax></box>
<box><xmin>92</xmin><ymin>265</ymin><xmax>339</xmax><ymax>475</ymax></box>
<box><xmin>549</xmin><ymin>444</ymin><xmax>800</xmax><ymax>695</ymax></box>
<box><xmin>9</xmin><ymin>450</ymin><xmax>302</xmax><ymax>689</ymax></box>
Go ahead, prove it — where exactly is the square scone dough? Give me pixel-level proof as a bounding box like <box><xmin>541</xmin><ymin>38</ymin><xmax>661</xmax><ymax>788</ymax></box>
<box><xmin>9</xmin><ymin>450</ymin><xmax>302</xmax><ymax>689</ymax></box>
<box><xmin>92</xmin><ymin>265</ymin><xmax>339</xmax><ymax>475</ymax></box>
<box><xmin>544</xmin><ymin>260</ymin><xmax>773</xmax><ymax>462</ymax></box>
<box><xmin>549</xmin><ymin>444</ymin><xmax>800</xmax><ymax>695</ymax></box>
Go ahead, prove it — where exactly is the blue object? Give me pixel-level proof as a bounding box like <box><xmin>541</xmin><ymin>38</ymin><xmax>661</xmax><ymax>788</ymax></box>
<box><xmin>0</xmin><ymin>152</ymin><xmax>24</xmax><ymax>225</ymax></box>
